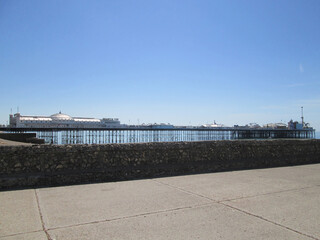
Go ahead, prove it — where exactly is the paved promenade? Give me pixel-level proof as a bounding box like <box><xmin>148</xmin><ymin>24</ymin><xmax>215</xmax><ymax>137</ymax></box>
<box><xmin>1</xmin><ymin>164</ymin><xmax>320</xmax><ymax>240</ymax></box>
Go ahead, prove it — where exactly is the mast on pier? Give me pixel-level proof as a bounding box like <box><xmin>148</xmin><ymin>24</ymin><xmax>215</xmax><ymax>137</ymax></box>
<box><xmin>301</xmin><ymin>106</ymin><xmax>304</xmax><ymax>127</ymax></box>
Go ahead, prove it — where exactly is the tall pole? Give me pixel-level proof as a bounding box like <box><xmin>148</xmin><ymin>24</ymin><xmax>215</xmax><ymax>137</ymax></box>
<box><xmin>301</xmin><ymin>106</ymin><xmax>304</xmax><ymax>126</ymax></box>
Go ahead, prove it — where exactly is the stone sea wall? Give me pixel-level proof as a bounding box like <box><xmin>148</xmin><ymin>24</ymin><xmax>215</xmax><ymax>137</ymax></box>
<box><xmin>0</xmin><ymin>133</ymin><xmax>45</xmax><ymax>144</ymax></box>
<box><xmin>1</xmin><ymin>139</ymin><xmax>320</xmax><ymax>189</ymax></box>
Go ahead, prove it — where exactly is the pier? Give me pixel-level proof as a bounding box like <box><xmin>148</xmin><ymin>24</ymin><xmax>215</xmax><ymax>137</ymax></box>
<box><xmin>0</xmin><ymin>126</ymin><xmax>315</xmax><ymax>144</ymax></box>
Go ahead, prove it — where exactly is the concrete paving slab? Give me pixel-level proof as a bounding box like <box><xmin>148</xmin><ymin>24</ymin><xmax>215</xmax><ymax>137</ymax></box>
<box><xmin>0</xmin><ymin>190</ymin><xmax>43</xmax><ymax>237</ymax></box>
<box><xmin>38</xmin><ymin>179</ymin><xmax>211</xmax><ymax>230</ymax></box>
<box><xmin>225</xmin><ymin>186</ymin><xmax>320</xmax><ymax>240</ymax></box>
<box><xmin>298</xmin><ymin>164</ymin><xmax>320</xmax><ymax>172</ymax></box>
<box><xmin>0</xmin><ymin>231</ymin><xmax>47</xmax><ymax>240</ymax></box>
<box><xmin>254</xmin><ymin>164</ymin><xmax>320</xmax><ymax>186</ymax></box>
<box><xmin>48</xmin><ymin>203</ymin><xmax>310</xmax><ymax>240</ymax></box>
<box><xmin>155</xmin><ymin>164</ymin><xmax>320</xmax><ymax>201</ymax></box>
<box><xmin>1</xmin><ymin>164</ymin><xmax>319</xmax><ymax>240</ymax></box>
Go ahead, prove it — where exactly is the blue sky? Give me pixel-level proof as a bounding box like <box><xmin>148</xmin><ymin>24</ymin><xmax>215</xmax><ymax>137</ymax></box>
<box><xmin>0</xmin><ymin>0</ymin><xmax>319</xmax><ymax>130</ymax></box>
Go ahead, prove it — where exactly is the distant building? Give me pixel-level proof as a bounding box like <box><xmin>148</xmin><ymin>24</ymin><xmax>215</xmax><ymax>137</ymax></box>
<box><xmin>233</xmin><ymin>123</ymin><xmax>261</xmax><ymax>129</ymax></box>
<box><xmin>263</xmin><ymin>123</ymin><xmax>287</xmax><ymax>129</ymax></box>
<box><xmin>9</xmin><ymin>112</ymin><xmax>122</xmax><ymax>128</ymax></box>
<box><xmin>288</xmin><ymin>120</ymin><xmax>303</xmax><ymax>130</ymax></box>
<box><xmin>247</xmin><ymin>123</ymin><xmax>261</xmax><ymax>129</ymax></box>
<box><xmin>202</xmin><ymin>121</ymin><xmax>225</xmax><ymax>128</ymax></box>
<box><xmin>149</xmin><ymin>123</ymin><xmax>174</xmax><ymax>129</ymax></box>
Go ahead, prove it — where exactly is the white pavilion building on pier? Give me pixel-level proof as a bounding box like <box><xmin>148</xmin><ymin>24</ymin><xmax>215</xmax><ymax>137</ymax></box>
<box><xmin>9</xmin><ymin>112</ymin><xmax>122</xmax><ymax>128</ymax></box>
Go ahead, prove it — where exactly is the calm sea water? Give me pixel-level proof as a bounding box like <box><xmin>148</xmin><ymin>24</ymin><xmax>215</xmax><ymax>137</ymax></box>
<box><xmin>316</xmin><ymin>132</ymin><xmax>320</xmax><ymax>139</ymax></box>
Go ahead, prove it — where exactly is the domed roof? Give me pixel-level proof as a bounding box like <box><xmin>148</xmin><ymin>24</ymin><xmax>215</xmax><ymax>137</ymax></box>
<box><xmin>50</xmin><ymin>112</ymin><xmax>73</xmax><ymax>120</ymax></box>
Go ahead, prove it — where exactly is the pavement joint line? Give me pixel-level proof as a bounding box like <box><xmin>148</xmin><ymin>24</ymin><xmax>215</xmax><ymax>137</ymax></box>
<box><xmin>218</xmin><ymin>185</ymin><xmax>317</xmax><ymax>203</ymax></box>
<box><xmin>35</xmin><ymin>189</ymin><xmax>52</xmax><ymax>240</ymax></box>
<box><xmin>0</xmin><ymin>230</ymin><xmax>44</xmax><ymax>239</ymax></box>
<box><xmin>153</xmin><ymin>178</ymin><xmax>319</xmax><ymax>204</ymax></box>
<box><xmin>151</xmin><ymin>179</ymin><xmax>216</xmax><ymax>202</ymax></box>
<box><xmin>219</xmin><ymin>202</ymin><xmax>320</xmax><ymax>240</ymax></box>
<box><xmin>45</xmin><ymin>202</ymin><xmax>214</xmax><ymax>232</ymax></box>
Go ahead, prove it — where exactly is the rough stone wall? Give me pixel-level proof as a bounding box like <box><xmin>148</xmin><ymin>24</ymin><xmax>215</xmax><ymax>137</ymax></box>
<box><xmin>0</xmin><ymin>133</ymin><xmax>45</xmax><ymax>144</ymax></box>
<box><xmin>0</xmin><ymin>139</ymin><xmax>319</xmax><ymax>189</ymax></box>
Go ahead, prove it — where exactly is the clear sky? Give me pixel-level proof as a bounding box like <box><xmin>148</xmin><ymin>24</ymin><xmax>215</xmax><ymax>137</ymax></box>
<box><xmin>0</xmin><ymin>0</ymin><xmax>319</xmax><ymax>130</ymax></box>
